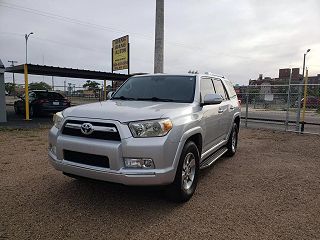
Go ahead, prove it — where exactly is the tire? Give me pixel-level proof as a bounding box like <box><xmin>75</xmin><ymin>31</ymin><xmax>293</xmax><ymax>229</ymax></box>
<box><xmin>30</xmin><ymin>105</ymin><xmax>37</xmax><ymax>118</ymax></box>
<box><xmin>166</xmin><ymin>141</ymin><xmax>200</xmax><ymax>202</ymax></box>
<box><xmin>14</xmin><ymin>104</ymin><xmax>21</xmax><ymax>115</ymax></box>
<box><xmin>226</xmin><ymin>122</ymin><xmax>239</xmax><ymax>157</ymax></box>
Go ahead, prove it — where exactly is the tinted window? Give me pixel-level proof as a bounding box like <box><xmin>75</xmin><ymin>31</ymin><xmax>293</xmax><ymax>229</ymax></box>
<box><xmin>200</xmin><ymin>78</ymin><xmax>215</xmax><ymax>99</ymax></box>
<box><xmin>112</xmin><ymin>75</ymin><xmax>196</xmax><ymax>103</ymax></box>
<box><xmin>213</xmin><ymin>80</ymin><xmax>229</xmax><ymax>100</ymax></box>
<box><xmin>35</xmin><ymin>92</ymin><xmax>64</xmax><ymax>100</ymax></box>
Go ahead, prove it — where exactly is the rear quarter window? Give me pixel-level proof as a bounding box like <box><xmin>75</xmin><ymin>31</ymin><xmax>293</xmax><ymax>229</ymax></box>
<box><xmin>224</xmin><ymin>81</ymin><xmax>237</xmax><ymax>99</ymax></box>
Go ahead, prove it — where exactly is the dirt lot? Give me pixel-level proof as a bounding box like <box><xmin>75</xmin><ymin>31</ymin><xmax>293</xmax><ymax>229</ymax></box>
<box><xmin>1</xmin><ymin>128</ymin><xmax>320</xmax><ymax>240</ymax></box>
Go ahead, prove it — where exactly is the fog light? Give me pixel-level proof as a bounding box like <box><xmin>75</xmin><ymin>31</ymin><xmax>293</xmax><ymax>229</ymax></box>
<box><xmin>124</xmin><ymin>158</ymin><xmax>154</xmax><ymax>169</ymax></box>
<box><xmin>49</xmin><ymin>144</ymin><xmax>57</xmax><ymax>155</ymax></box>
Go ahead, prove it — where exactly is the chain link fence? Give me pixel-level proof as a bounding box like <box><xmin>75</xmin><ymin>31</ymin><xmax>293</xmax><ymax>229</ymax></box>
<box><xmin>5</xmin><ymin>84</ymin><xmax>117</xmax><ymax>106</ymax></box>
<box><xmin>5</xmin><ymin>82</ymin><xmax>320</xmax><ymax>134</ymax></box>
<box><xmin>238</xmin><ymin>84</ymin><xmax>320</xmax><ymax>134</ymax></box>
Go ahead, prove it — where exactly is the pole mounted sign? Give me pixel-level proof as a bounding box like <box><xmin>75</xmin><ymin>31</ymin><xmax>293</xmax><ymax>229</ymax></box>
<box><xmin>112</xmin><ymin>35</ymin><xmax>129</xmax><ymax>73</ymax></box>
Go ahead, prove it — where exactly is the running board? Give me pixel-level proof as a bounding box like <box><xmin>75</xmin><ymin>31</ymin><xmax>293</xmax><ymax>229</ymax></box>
<box><xmin>200</xmin><ymin>147</ymin><xmax>228</xmax><ymax>169</ymax></box>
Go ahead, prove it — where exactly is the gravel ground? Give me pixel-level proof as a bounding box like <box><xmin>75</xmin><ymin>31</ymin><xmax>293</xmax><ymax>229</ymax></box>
<box><xmin>1</xmin><ymin>128</ymin><xmax>320</xmax><ymax>240</ymax></box>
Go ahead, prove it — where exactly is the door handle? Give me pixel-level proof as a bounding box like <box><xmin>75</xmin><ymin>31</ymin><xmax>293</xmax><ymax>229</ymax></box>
<box><xmin>218</xmin><ymin>108</ymin><xmax>224</xmax><ymax>113</ymax></box>
<box><xmin>230</xmin><ymin>106</ymin><xmax>235</xmax><ymax>110</ymax></box>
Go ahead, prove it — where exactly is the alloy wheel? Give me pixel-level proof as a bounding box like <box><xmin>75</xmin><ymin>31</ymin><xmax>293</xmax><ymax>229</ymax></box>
<box><xmin>181</xmin><ymin>152</ymin><xmax>196</xmax><ymax>190</ymax></box>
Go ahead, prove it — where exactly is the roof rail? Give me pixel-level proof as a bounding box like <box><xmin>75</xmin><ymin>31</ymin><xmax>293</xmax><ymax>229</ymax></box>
<box><xmin>204</xmin><ymin>72</ymin><xmax>225</xmax><ymax>78</ymax></box>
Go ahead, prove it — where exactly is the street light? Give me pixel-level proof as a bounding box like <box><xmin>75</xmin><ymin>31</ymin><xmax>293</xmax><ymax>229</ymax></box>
<box><xmin>295</xmin><ymin>49</ymin><xmax>311</xmax><ymax>132</ymax></box>
<box><xmin>25</xmin><ymin>32</ymin><xmax>34</xmax><ymax>64</ymax></box>
<box><xmin>24</xmin><ymin>32</ymin><xmax>33</xmax><ymax>121</ymax></box>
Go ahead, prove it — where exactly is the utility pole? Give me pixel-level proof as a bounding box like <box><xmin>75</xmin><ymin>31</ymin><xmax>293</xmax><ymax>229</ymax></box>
<box><xmin>154</xmin><ymin>0</ymin><xmax>164</xmax><ymax>73</ymax></box>
<box><xmin>295</xmin><ymin>49</ymin><xmax>311</xmax><ymax>132</ymax></box>
<box><xmin>51</xmin><ymin>76</ymin><xmax>54</xmax><ymax>90</ymax></box>
<box><xmin>42</xmin><ymin>55</ymin><xmax>45</xmax><ymax>82</ymax></box>
<box><xmin>64</xmin><ymin>78</ymin><xmax>67</xmax><ymax>93</ymax></box>
<box><xmin>8</xmin><ymin>60</ymin><xmax>18</xmax><ymax>98</ymax></box>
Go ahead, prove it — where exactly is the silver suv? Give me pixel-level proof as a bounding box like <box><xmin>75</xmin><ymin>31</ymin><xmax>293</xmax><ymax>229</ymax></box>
<box><xmin>48</xmin><ymin>73</ymin><xmax>241</xmax><ymax>202</ymax></box>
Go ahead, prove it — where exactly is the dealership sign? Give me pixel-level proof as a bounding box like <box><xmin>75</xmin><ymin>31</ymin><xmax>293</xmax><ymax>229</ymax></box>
<box><xmin>112</xmin><ymin>35</ymin><xmax>129</xmax><ymax>72</ymax></box>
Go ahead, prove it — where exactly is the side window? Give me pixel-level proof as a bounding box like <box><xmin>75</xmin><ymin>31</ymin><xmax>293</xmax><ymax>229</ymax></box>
<box><xmin>29</xmin><ymin>92</ymin><xmax>36</xmax><ymax>101</ymax></box>
<box><xmin>213</xmin><ymin>79</ymin><xmax>229</xmax><ymax>100</ymax></box>
<box><xmin>200</xmin><ymin>78</ymin><xmax>215</xmax><ymax>100</ymax></box>
<box><xmin>225</xmin><ymin>81</ymin><xmax>237</xmax><ymax>99</ymax></box>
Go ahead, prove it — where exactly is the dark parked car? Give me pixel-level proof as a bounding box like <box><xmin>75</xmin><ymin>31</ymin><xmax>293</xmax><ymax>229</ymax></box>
<box><xmin>14</xmin><ymin>90</ymin><xmax>71</xmax><ymax>117</ymax></box>
<box><xmin>295</xmin><ymin>96</ymin><xmax>320</xmax><ymax>109</ymax></box>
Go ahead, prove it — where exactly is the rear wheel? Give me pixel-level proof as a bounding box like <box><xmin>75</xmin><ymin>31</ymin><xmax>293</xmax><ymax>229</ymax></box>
<box><xmin>166</xmin><ymin>141</ymin><xmax>199</xmax><ymax>202</ymax></box>
<box><xmin>29</xmin><ymin>105</ymin><xmax>38</xmax><ymax>117</ymax></box>
<box><xmin>14</xmin><ymin>104</ymin><xmax>21</xmax><ymax>115</ymax></box>
<box><xmin>226</xmin><ymin>122</ymin><xmax>239</xmax><ymax>156</ymax></box>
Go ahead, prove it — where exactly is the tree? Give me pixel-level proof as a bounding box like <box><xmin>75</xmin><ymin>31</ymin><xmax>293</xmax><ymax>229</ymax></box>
<box><xmin>29</xmin><ymin>82</ymin><xmax>52</xmax><ymax>90</ymax></box>
<box><xmin>83</xmin><ymin>80</ymin><xmax>100</xmax><ymax>91</ymax></box>
<box><xmin>5</xmin><ymin>82</ymin><xmax>15</xmax><ymax>95</ymax></box>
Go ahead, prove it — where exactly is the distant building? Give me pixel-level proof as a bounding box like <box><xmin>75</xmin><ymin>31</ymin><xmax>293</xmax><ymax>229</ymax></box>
<box><xmin>249</xmin><ymin>68</ymin><xmax>320</xmax><ymax>86</ymax></box>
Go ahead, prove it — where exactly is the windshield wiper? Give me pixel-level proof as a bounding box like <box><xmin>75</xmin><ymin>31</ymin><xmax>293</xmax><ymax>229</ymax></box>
<box><xmin>112</xmin><ymin>96</ymin><xmax>136</xmax><ymax>100</ymax></box>
<box><xmin>136</xmin><ymin>97</ymin><xmax>174</xmax><ymax>102</ymax></box>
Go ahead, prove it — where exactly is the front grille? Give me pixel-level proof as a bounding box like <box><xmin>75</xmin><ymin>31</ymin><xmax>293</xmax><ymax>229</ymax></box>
<box><xmin>62</xmin><ymin>120</ymin><xmax>121</xmax><ymax>141</ymax></box>
<box><xmin>64</xmin><ymin>150</ymin><xmax>110</xmax><ymax>168</ymax></box>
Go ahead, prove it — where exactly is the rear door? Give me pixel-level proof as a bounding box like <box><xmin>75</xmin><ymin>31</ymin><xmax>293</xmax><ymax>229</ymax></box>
<box><xmin>200</xmin><ymin>77</ymin><xmax>222</xmax><ymax>153</ymax></box>
<box><xmin>19</xmin><ymin>92</ymin><xmax>36</xmax><ymax>112</ymax></box>
<box><xmin>212</xmin><ymin>79</ymin><xmax>233</xmax><ymax>139</ymax></box>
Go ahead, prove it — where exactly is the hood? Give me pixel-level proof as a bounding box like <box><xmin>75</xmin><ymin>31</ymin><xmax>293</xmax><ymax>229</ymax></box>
<box><xmin>63</xmin><ymin>100</ymin><xmax>194</xmax><ymax>122</ymax></box>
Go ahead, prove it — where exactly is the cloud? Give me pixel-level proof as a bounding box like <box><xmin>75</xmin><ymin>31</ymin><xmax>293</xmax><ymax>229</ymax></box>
<box><xmin>0</xmin><ymin>0</ymin><xmax>319</xmax><ymax>86</ymax></box>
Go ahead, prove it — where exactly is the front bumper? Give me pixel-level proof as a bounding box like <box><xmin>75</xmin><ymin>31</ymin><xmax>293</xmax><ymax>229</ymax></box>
<box><xmin>48</xmin><ymin>119</ymin><xmax>182</xmax><ymax>186</ymax></box>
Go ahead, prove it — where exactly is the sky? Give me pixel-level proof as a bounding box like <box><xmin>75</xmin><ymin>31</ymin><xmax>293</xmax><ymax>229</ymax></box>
<box><xmin>0</xmin><ymin>0</ymin><xmax>319</xmax><ymax>88</ymax></box>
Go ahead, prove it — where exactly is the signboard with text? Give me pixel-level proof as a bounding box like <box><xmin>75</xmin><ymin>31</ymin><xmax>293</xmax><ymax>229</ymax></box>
<box><xmin>112</xmin><ymin>35</ymin><xmax>129</xmax><ymax>72</ymax></box>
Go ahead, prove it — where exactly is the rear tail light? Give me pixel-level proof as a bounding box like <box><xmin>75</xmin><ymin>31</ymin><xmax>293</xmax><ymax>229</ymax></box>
<box><xmin>63</xmin><ymin>99</ymin><xmax>71</xmax><ymax>106</ymax></box>
<box><xmin>238</xmin><ymin>100</ymin><xmax>241</xmax><ymax>107</ymax></box>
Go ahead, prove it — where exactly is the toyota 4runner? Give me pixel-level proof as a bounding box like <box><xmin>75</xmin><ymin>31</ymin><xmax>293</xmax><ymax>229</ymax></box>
<box><xmin>48</xmin><ymin>73</ymin><xmax>241</xmax><ymax>202</ymax></box>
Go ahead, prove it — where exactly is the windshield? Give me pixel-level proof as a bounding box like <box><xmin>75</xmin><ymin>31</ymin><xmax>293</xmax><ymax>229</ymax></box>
<box><xmin>112</xmin><ymin>75</ymin><xmax>196</xmax><ymax>103</ymax></box>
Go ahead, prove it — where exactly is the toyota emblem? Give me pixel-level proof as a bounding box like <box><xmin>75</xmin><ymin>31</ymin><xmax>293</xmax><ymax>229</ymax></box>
<box><xmin>81</xmin><ymin>123</ymin><xmax>94</xmax><ymax>135</ymax></box>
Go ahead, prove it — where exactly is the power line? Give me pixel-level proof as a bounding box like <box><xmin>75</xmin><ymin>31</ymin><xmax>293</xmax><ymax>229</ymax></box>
<box><xmin>0</xmin><ymin>31</ymin><xmax>152</xmax><ymax>65</ymax></box>
<box><xmin>0</xmin><ymin>2</ymin><xmax>153</xmax><ymax>40</ymax></box>
<box><xmin>0</xmin><ymin>1</ymin><xmax>254</xmax><ymax>60</ymax></box>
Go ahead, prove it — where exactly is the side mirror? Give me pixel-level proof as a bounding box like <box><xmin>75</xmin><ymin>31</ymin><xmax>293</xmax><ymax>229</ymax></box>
<box><xmin>201</xmin><ymin>94</ymin><xmax>223</xmax><ymax>106</ymax></box>
<box><xmin>107</xmin><ymin>91</ymin><xmax>114</xmax><ymax>100</ymax></box>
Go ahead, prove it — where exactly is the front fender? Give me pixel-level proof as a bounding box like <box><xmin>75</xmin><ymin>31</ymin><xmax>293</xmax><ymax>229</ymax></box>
<box><xmin>170</xmin><ymin>126</ymin><xmax>204</xmax><ymax>174</ymax></box>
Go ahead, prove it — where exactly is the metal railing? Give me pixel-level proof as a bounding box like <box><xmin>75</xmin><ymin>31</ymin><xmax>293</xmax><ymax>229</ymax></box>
<box><xmin>238</xmin><ymin>84</ymin><xmax>320</xmax><ymax>134</ymax></box>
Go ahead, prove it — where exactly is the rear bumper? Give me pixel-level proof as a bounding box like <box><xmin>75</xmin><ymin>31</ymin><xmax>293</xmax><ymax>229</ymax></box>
<box><xmin>40</xmin><ymin>106</ymin><xmax>69</xmax><ymax>113</ymax></box>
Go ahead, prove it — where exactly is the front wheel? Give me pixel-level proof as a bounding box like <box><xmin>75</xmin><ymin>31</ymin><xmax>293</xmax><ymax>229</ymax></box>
<box><xmin>166</xmin><ymin>141</ymin><xmax>200</xmax><ymax>202</ymax></box>
<box><xmin>226</xmin><ymin>123</ymin><xmax>239</xmax><ymax>156</ymax></box>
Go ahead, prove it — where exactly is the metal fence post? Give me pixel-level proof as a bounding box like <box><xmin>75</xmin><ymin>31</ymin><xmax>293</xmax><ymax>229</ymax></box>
<box><xmin>245</xmin><ymin>93</ymin><xmax>249</xmax><ymax>127</ymax></box>
<box><xmin>285</xmin><ymin>71</ymin><xmax>292</xmax><ymax>131</ymax></box>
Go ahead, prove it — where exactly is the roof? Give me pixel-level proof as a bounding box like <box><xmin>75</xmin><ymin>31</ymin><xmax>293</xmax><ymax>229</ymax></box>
<box><xmin>130</xmin><ymin>73</ymin><xmax>226</xmax><ymax>79</ymax></box>
<box><xmin>5</xmin><ymin>64</ymin><xmax>131</xmax><ymax>81</ymax></box>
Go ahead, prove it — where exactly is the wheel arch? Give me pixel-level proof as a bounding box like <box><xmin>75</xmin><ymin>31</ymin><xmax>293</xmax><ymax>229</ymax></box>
<box><xmin>186</xmin><ymin>133</ymin><xmax>203</xmax><ymax>156</ymax></box>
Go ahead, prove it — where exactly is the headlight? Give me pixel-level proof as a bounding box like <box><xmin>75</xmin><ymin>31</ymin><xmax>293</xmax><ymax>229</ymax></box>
<box><xmin>128</xmin><ymin>119</ymin><xmax>173</xmax><ymax>138</ymax></box>
<box><xmin>53</xmin><ymin>111</ymin><xmax>64</xmax><ymax>129</ymax></box>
